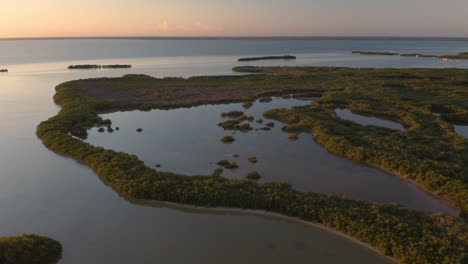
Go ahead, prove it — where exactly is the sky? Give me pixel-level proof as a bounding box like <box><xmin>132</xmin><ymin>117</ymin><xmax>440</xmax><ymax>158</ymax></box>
<box><xmin>1</xmin><ymin>0</ymin><xmax>468</xmax><ymax>38</ymax></box>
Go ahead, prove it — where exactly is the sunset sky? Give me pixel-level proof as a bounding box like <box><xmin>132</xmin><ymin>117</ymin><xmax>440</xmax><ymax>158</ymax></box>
<box><xmin>2</xmin><ymin>0</ymin><xmax>468</xmax><ymax>38</ymax></box>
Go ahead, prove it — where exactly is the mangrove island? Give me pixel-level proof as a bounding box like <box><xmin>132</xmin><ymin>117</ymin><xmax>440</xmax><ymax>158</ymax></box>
<box><xmin>0</xmin><ymin>234</ymin><xmax>62</xmax><ymax>264</ymax></box>
<box><xmin>36</xmin><ymin>67</ymin><xmax>468</xmax><ymax>264</ymax></box>
<box><xmin>353</xmin><ymin>51</ymin><xmax>468</xmax><ymax>60</ymax></box>
<box><xmin>238</xmin><ymin>55</ymin><xmax>296</xmax><ymax>61</ymax></box>
<box><xmin>68</xmin><ymin>64</ymin><xmax>132</xmax><ymax>69</ymax></box>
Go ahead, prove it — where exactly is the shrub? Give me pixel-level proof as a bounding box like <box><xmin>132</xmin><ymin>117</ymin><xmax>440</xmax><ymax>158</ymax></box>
<box><xmin>221</xmin><ymin>136</ymin><xmax>236</xmax><ymax>144</ymax></box>
<box><xmin>0</xmin><ymin>234</ymin><xmax>62</xmax><ymax>264</ymax></box>
<box><xmin>248</xmin><ymin>156</ymin><xmax>258</xmax><ymax>163</ymax></box>
<box><xmin>247</xmin><ymin>171</ymin><xmax>261</xmax><ymax>180</ymax></box>
<box><xmin>242</xmin><ymin>102</ymin><xmax>254</xmax><ymax>109</ymax></box>
<box><xmin>217</xmin><ymin>160</ymin><xmax>238</xmax><ymax>169</ymax></box>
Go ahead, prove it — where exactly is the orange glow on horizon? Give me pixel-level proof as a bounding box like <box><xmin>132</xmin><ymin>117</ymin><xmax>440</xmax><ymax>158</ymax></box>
<box><xmin>1</xmin><ymin>0</ymin><xmax>468</xmax><ymax>38</ymax></box>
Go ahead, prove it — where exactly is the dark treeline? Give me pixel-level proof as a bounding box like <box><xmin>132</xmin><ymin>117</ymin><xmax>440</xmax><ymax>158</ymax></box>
<box><xmin>238</xmin><ymin>55</ymin><xmax>296</xmax><ymax>61</ymax></box>
<box><xmin>36</xmin><ymin>67</ymin><xmax>468</xmax><ymax>264</ymax></box>
<box><xmin>352</xmin><ymin>51</ymin><xmax>399</xmax><ymax>56</ymax></box>
<box><xmin>0</xmin><ymin>69</ymin><xmax>8</xmax><ymax>72</ymax></box>
<box><xmin>353</xmin><ymin>51</ymin><xmax>468</xmax><ymax>59</ymax></box>
<box><xmin>68</xmin><ymin>64</ymin><xmax>131</xmax><ymax>69</ymax></box>
<box><xmin>0</xmin><ymin>234</ymin><xmax>62</xmax><ymax>264</ymax></box>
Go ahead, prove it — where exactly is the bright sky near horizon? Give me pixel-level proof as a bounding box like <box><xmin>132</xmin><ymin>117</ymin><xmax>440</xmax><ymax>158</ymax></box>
<box><xmin>2</xmin><ymin>0</ymin><xmax>468</xmax><ymax>38</ymax></box>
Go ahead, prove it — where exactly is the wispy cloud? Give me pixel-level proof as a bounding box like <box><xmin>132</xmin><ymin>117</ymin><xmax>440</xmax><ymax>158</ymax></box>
<box><xmin>156</xmin><ymin>20</ymin><xmax>171</xmax><ymax>32</ymax></box>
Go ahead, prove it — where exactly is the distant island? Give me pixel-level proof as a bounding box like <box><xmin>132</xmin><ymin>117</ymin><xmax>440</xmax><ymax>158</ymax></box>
<box><xmin>68</xmin><ymin>64</ymin><xmax>132</xmax><ymax>69</ymax></box>
<box><xmin>0</xmin><ymin>69</ymin><xmax>8</xmax><ymax>72</ymax></box>
<box><xmin>238</xmin><ymin>55</ymin><xmax>296</xmax><ymax>61</ymax></box>
<box><xmin>353</xmin><ymin>51</ymin><xmax>468</xmax><ymax>60</ymax></box>
<box><xmin>352</xmin><ymin>51</ymin><xmax>399</xmax><ymax>56</ymax></box>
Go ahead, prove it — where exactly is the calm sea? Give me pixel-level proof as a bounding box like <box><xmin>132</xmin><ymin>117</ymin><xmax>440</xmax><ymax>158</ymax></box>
<box><xmin>1</xmin><ymin>39</ymin><xmax>467</xmax><ymax>264</ymax></box>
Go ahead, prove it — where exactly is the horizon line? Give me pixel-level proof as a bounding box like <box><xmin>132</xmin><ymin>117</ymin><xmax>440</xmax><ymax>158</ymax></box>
<box><xmin>2</xmin><ymin>36</ymin><xmax>468</xmax><ymax>41</ymax></box>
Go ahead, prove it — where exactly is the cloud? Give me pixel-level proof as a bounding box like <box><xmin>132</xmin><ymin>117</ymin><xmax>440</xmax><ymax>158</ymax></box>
<box><xmin>193</xmin><ymin>22</ymin><xmax>220</xmax><ymax>32</ymax></box>
<box><xmin>156</xmin><ymin>20</ymin><xmax>171</xmax><ymax>32</ymax></box>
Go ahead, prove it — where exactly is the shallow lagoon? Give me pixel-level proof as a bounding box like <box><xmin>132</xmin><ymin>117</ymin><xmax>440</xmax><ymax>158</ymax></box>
<box><xmin>335</xmin><ymin>109</ymin><xmax>405</xmax><ymax>130</ymax></box>
<box><xmin>86</xmin><ymin>98</ymin><xmax>455</xmax><ymax>215</ymax></box>
<box><xmin>455</xmin><ymin>125</ymin><xmax>468</xmax><ymax>138</ymax></box>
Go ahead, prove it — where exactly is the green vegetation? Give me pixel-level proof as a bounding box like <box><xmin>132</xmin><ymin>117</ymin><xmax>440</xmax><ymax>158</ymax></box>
<box><xmin>354</xmin><ymin>51</ymin><xmax>468</xmax><ymax>60</ymax></box>
<box><xmin>221</xmin><ymin>111</ymin><xmax>244</xmax><ymax>118</ymax></box>
<box><xmin>266</xmin><ymin>122</ymin><xmax>275</xmax><ymax>128</ymax></box>
<box><xmin>0</xmin><ymin>234</ymin><xmax>62</xmax><ymax>264</ymax></box>
<box><xmin>256</xmin><ymin>119</ymin><xmax>263</xmax><ymax>124</ymax></box>
<box><xmin>212</xmin><ymin>168</ymin><xmax>223</xmax><ymax>176</ymax></box>
<box><xmin>248</xmin><ymin>156</ymin><xmax>258</xmax><ymax>163</ymax></box>
<box><xmin>68</xmin><ymin>64</ymin><xmax>131</xmax><ymax>69</ymax></box>
<box><xmin>247</xmin><ymin>171</ymin><xmax>261</xmax><ymax>180</ymax></box>
<box><xmin>68</xmin><ymin>64</ymin><xmax>100</xmax><ymax>69</ymax></box>
<box><xmin>36</xmin><ymin>67</ymin><xmax>468</xmax><ymax>264</ymax></box>
<box><xmin>97</xmin><ymin>127</ymin><xmax>105</xmax><ymax>133</ymax></box>
<box><xmin>238</xmin><ymin>55</ymin><xmax>296</xmax><ymax>61</ymax></box>
<box><xmin>238</xmin><ymin>123</ymin><xmax>252</xmax><ymax>132</ymax></box>
<box><xmin>259</xmin><ymin>97</ymin><xmax>273</xmax><ymax>103</ymax></box>
<box><xmin>217</xmin><ymin>160</ymin><xmax>238</xmax><ymax>169</ymax></box>
<box><xmin>288</xmin><ymin>133</ymin><xmax>299</xmax><ymax>141</ymax></box>
<box><xmin>218</xmin><ymin>115</ymin><xmax>253</xmax><ymax>132</ymax></box>
<box><xmin>221</xmin><ymin>136</ymin><xmax>236</xmax><ymax>144</ymax></box>
<box><xmin>233</xmin><ymin>154</ymin><xmax>240</xmax><ymax>158</ymax></box>
<box><xmin>102</xmin><ymin>65</ymin><xmax>132</xmax><ymax>68</ymax></box>
<box><xmin>242</xmin><ymin>101</ymin><xmax>254</xmax><ymax>109</ymax></box>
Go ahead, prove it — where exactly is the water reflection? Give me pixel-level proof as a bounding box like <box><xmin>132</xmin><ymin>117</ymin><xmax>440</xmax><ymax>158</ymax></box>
<box><xmin>454</xmin><ymin>125</ymin><xmax>468</xmax><ymax>138</ymax></box>
<box><xmin>2</xmin><ymin>39</ymin><xmax>466</xmax><ymax>263</ymax></box>
<box><xmin>85</xmin><ymin>98</ymin><xmax>454</xmax><ymax>214</ymax></box>
<box><xmin>335</xmin><ymin>109</ymin><xmax>405</xmax><ymax>130</ymax></box>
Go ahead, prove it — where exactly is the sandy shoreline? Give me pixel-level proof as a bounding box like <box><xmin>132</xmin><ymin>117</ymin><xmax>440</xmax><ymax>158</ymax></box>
<box><xmin>135</xmin><ymin>199</ymin><xmax>399</xmax><ymax>264</ymax></box>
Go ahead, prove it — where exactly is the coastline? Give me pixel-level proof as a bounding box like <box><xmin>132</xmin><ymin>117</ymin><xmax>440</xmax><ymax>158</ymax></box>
<box><xmin>371</xmin><ymin>164</ymin><xmax>459</xmax><ymax>211</ymax></box>
<box><xmin>2</xmin><ymin>36</ymin><xmax>468</xmax><ymax>41</ymax></box>
<box><xmin>135</xmin><ymin>199</ymin><xmax>399</xmax><ymax>264</ymax></box>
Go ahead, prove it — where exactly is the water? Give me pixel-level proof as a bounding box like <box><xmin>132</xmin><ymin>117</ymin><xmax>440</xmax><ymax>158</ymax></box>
<box><xmin>2</xmin><ymin>39</ymin><xmax>468</xmax><ymax>69</ymax></box>
<box><xmin>1</xmin><ymin>39</ymin><xmax>467</xmax><ymax>263</ymax></box>
<box><xmin>335</xmin><ymin>109</ymin><xmax>405</xmax><ymax>130</ymax></box>
<box><xmin>85</xmin><ymin>98</ymin><xmax>453</xmax><ymax>214</ymax></box>
<box><xmin>455</xmin><ymin>125</ymin><xmax>468</xmax><ymax>138</ymax></box>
